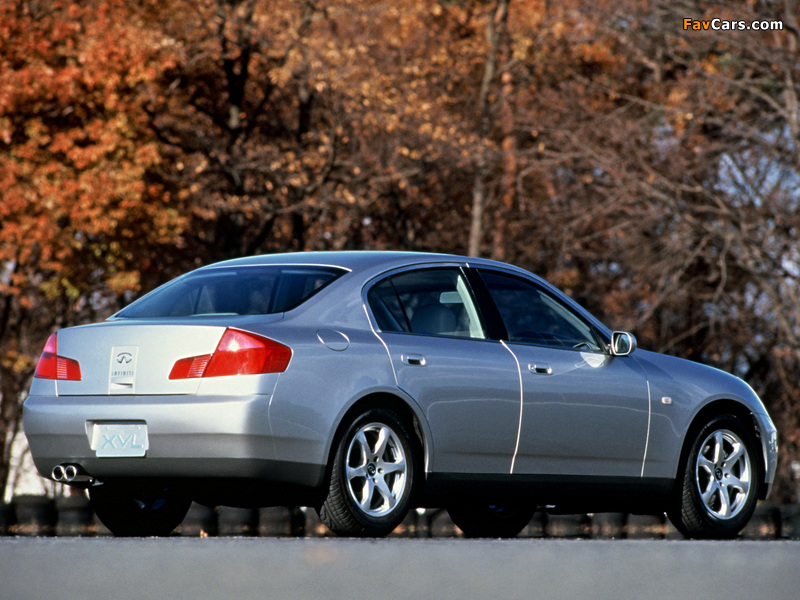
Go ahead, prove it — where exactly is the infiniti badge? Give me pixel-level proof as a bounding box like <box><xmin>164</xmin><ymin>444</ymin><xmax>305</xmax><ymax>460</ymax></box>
<box><xmin>109</xmin><ymin>346</ymin><xmax>138</xmax><ymax>394</ymax></box>
<box><xmin>116</xmin><ymin>352</ymin><xmax>133</xmax><ymax>364</ymax></box>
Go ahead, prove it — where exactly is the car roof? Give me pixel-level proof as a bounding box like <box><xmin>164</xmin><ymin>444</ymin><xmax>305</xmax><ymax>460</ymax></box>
<box><xmin>129</xmin><ymin>251</ymin><xmax>613</xmax><ymax>337</ymax></box>
<box><xmin>202</xmin><ymin>250</ymin><xmax>524</xmax><ymax>276</ymax></box>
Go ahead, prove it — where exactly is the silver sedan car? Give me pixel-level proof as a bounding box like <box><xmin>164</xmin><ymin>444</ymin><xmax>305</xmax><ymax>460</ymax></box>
<box><xmin>24</xmin><ymin>251</ymin><xmax>778</xmax><ymax>538</ymax></box>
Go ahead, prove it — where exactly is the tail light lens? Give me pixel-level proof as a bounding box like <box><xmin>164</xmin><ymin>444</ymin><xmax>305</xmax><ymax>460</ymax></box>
<box><xmin>34</xmin><ymin>333</ymin><xmax>82</xmax><ymax>381</ymax></box>
<box><xmin>169</xmin><ymin>328</ymin><xmax>291</xmax><ymax>379</ymax></box>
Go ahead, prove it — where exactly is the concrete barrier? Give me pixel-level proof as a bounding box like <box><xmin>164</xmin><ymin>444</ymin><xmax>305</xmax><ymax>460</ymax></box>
<box><xmin>0</xmin><ymin>495</ymin><xmax>794</xmax><ymax>539</ymax></box>
<box><xmin>0</xmin><ymin>502</ymin><xmax>14</xmax><ymax>536</ymax></box>
<box><xmin>11</xmin><ymin>495</ymin><xmax>56</xmax><ymax>537</ymax></box>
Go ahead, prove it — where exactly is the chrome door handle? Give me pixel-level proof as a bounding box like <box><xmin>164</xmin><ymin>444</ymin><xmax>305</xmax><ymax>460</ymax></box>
<box><xmin>528</xmin><ymin>363</ymin><xmax>552</xmax><ymax>375</ymax></box>
<box><xmin>401</xmin><ymin>354</ymin><xmax>427</xmax><ymax>366</ymax></box>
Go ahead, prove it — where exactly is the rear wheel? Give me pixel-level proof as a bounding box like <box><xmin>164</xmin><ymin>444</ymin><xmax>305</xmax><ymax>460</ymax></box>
<box><xmin>447</xmin><ymin>502</ymin><xmax>535</xmax><ymax>538</ymax></box>
<box><xmin>319</xmin><ymin>408</ymin><xmax>417</xmax><ymax>537</ymax></box>
<box><xmin>89</xmin><ymin>483</ymin><xmax>191</xmax><ymax>537</ymax></box>
<box><xmin>668</xmin><ymin>415</ymin><xmax>761</xmax><ymax>539</ymax></box>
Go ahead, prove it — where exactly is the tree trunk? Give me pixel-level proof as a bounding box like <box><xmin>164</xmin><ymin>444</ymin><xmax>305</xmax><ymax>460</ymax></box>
<box><xmin>469</xmin><ymin>0</ymin><xmax>511</xmax><ymax>258</ymax></box>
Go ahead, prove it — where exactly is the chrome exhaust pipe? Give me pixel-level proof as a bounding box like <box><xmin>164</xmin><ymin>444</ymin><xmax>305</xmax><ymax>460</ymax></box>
<box><xmin>51</xmin><ymin>465</ymin><xmax>65</xmax><ymax>482</ymax></box>
<box><xmin>51</xmin><ymin>463</ymin><xmax>91</xmax><ymax>483</ymax></box>
<box><xmin>64</xmin><ymin>465</ymin><xmax>79</xmax><ymax>482</ymax></box>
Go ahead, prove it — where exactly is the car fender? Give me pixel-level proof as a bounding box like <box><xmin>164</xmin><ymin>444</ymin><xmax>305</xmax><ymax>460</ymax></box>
<box><xmin>265</xmin><ymin>323</ymin><xmax>433</xmax><ymax>481</ymax></box>
<box><xmin>633</xmin><ymin>349</ymin><xmax>776</xmax><ymax>487</ymax></box>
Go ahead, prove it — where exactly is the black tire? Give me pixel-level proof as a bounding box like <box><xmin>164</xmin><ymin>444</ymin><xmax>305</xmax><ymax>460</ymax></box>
<box><xmin>447</xmin><ymin>502</ymin><xmax>535</xmax><ymax>538</ymax></box>
<box><xmin>89</xmin><ymin>483</ymin><xmax>191</xmax><ymax>537</ymax></box>
<box><xmin>668</xmin><ymin>415</ymin><xmax>761</xmax><ymax>539</ymax></box>
<box><xmin>318</xmin><ymin>408</ymin><xmax>418</xmax><ymax>537</ymax></box>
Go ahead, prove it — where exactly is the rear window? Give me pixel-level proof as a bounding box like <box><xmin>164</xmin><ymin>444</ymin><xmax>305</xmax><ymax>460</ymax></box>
<box><xmin>367</xmin><ymin>268</ymin><xmax>486</xmax><ymax>339</ymax></box>
<box><xmin>115</xmin><ymin>266</ymin><xmax>345</xmax><ymax>318</ymax></box>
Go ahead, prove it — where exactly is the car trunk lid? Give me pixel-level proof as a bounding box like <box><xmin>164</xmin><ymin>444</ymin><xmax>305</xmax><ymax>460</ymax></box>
<box><xmin>53</xmin><ymin>322</ymin><xmax>229</xmax><ymax>396</ymax></box>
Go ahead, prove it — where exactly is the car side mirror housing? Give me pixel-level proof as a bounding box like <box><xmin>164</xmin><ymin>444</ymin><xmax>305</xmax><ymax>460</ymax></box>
<box><xmin>610</xmin><ymin>331</ymin><xmax>637</xmax><ymax>356</ymax></box>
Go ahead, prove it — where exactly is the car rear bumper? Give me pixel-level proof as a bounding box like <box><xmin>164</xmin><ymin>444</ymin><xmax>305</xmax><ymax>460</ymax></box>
<box><xmin>23</xmin><ymin>394</ymin><xmax>327</xmax><ymax>489</ymax></box>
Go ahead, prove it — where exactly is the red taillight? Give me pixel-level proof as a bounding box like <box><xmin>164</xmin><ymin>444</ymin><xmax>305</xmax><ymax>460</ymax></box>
<box><xmin>169</xmin><ymin>329</ymin><xmax>291</xmax><ymax>379</ymax></box>
<box><xmin>34</xmin><ymin>333</ymin><xmax>82</xmax><ymax>381</ymax></box>
<box><xmin>168</xmin><ymin>355</ymin><xmax>212</xmax><ymax>380</ymax></box>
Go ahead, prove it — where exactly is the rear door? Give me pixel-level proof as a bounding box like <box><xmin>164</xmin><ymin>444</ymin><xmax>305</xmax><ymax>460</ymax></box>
<box><xmin>368</xmin><ymin>266</ymin><xmax>521</xmax><ymax>475</ymax></box>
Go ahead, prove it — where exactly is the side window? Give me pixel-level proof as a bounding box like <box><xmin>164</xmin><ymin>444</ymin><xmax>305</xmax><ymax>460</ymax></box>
<box><xmin>367</xmin><ymin>279</ymin><xmax>410</xmax><ymax>332</ymax></box>
<box><xmin>479</xmin><ymin>270</ymin><xmax>602</xmax><ymax>351</ymax></box>
<box><xmin>367</xmin><ymin>268</ymin><xmax>486</xmax><ymax>339</ymax></box>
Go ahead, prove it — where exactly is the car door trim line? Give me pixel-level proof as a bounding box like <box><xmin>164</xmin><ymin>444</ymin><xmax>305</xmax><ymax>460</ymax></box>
<box><xmin>364</xmin><ymin>304</ymin><xmax>398</xmax><ymax>385</ymax></box>
<box><xmin>640</xmin><ymin>379</ymin><xmax>652</xmax><ymax>477</ymax></box>
<box><xmin>501</xmin><ymin>340</ymin><xmax>524</xmax><ymax>475</ymax></box>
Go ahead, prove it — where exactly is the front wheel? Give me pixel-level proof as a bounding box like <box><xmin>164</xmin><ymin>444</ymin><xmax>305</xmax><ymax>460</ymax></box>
<box><xmin>89</xmin><ymin>483</ymin><xmax>191</xmax><ymax>537</ymax></box>
<box><xmin>318</xmin><ymin>408</ymin><xmax>418</xmax><ymax>537</ymax></box>
<box><xmin>668</xmin><ymin>415</ymin><xmax>761</xmax><ymax>539</ymax></box>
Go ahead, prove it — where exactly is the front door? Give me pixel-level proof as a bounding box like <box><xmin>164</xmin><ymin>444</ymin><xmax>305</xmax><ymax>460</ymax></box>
<box><xmin>476</xmin><ymin>269</ymin><xmax>650</xmax><ymax>478</ymax></box>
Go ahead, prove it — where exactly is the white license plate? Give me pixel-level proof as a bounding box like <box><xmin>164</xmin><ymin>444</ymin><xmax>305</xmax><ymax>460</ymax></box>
<box><xmin>91</xmin><ymin>423</ymin><xmax>149</xmax><ymax>458</ymax></box>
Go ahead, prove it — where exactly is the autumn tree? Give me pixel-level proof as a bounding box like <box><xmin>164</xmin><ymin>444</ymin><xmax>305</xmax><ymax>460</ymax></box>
<box><xmin>142</xmin><ymin>0</ymin><xmax>495</xmax><ymax>258</ymax></box>
<box><xmin>495</xmin><ymin>0</ymin><xmax>800</xmax><ymax>498</ymax></box>
<box><xmin>0</xmin><ymin>0</ymin><xmax>186</xmax><ymax>495</ymax></box>
<box><xmin>137</xmin><ymin>0</ymin><xmax>347</xmax><ymax>260</ymax></box>
<box><xmin>2</xmin><ymin>0</ymin><xmax>799</xmax><ymax>502</ymax></box>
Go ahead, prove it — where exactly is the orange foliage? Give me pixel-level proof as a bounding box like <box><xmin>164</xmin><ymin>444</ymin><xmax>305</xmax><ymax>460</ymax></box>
<box><xmin>0</xmin><ymin>1</ymin><xmax>185</xmax><ymax>307</ymax></box>
<box><xmin>1</xmin><ymin>0</ymin><xmax>799</xmax><ymax>499</ymax></box>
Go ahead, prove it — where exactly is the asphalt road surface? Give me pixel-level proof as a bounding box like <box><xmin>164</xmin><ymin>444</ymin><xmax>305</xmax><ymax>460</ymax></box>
<box><xmin>2</xmin><ymin>537</ymin><xmax>799</xmax><ymax>600</ymax></box>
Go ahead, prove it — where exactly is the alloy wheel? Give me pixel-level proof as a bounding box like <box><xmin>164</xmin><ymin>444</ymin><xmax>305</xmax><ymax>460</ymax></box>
<box><xmin>345</xmin><ymin>422</ymin><xmax>408</xmax><ymax>518</ymax></box>
<box><xmin>694</xmin><ymin>428</ymin><xmax>752</xmax><ymax>520</ymax></box>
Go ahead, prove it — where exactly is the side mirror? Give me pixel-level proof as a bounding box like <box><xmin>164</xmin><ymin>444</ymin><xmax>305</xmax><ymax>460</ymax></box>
<box><xmin>610</xmin><ymin>331</ymin><xmax>637</xmax><ymax>356</ymax></box>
